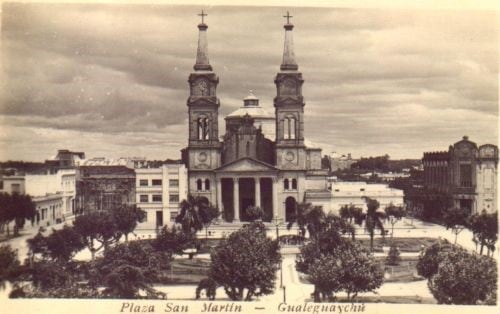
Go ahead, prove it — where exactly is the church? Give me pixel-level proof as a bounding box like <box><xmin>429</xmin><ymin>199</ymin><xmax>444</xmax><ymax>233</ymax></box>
<box><xmin>181</xmin><ymin>13</ymin><xmax>332</xmax><ymax>223</ymax></box>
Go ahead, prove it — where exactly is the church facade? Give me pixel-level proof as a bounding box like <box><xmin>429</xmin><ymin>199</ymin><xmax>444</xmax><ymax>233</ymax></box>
<box><xmin>181</xmin><ymin>15</ymin><xmax>331</xmax><ymax>223</ymax></box>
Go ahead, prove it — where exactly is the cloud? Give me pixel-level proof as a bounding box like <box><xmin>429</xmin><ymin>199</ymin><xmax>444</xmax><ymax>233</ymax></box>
<box><xmin>0</xmin><ymin>3</ymin><xmax>497</xmax><ymax>161</ymax></box>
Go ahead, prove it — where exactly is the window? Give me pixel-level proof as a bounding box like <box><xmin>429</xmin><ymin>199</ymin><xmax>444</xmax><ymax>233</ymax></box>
<box><xmin>152</xmin><ymin>195</ymin><xmax>163</xmax><ymax>202</ymax></box>
<box><xmin>169</xmin><ymin>179</ymin><xmax>179</xmax><ymax>187</ymax></box>
<box><xmin>205</xmin><ymin>179</ymin><xmax>210</xmax><ymax>190</ymax></box>
<box><xmin>139</xmin><ymin>179</ymin><xmax>148</xmax><ymax>186</ymax></box>
<box><xmin>152</xmin><ymin>179</ymin><xmax>162</xmax><ymax>186</ymax></box>
<box><xmin>291</xmin><ymin>178</ymin><xmax>297</xmax><ymax>190</ymax></box>
<box><xmin>197</xmin><ymin>117</ymin><xmax>210</xmax><ymax>140</ymax></box>
<box><xmin>284</xmin><ymin>179</ymin><xmax>289</xmax><ymax>190</ymax></box>
<box><xmin>140</xmin><ymin>195</ymin><xmax>148</xmax><ymax>203</ymax></box>
<box><xmin>460</xmin><ymin>164</ymin><xmax>472</xmax><ymax>187</ymax></box>
<box><xmin>169</xmin><ymin>194</ymin><xmax>179</xmax><ymax>203</ymax></box>
<box><xmin>360</xmin><ymin>188</ymin><xmax>365</xmax><ymax>192</ymax></box>
<box><xmin>284</xmin><ymin>116</ymin><xmax>297</xmax><ymax>140</ymax></box>
<box><xmin>197</xmin><ymin>179</ymin><xmax>203</xmax><ymax>191</ymax></box>
<box><xmin>0</xmin><ymin>181</ymin><xmax>3</xmax><ymax>190</ymax></box>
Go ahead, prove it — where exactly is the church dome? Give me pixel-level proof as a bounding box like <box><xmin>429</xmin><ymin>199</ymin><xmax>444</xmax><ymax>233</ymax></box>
<box><xmin>226</xmin><ymin>91</ymin><xmax>274</xmax><ymax>119</ymax></box>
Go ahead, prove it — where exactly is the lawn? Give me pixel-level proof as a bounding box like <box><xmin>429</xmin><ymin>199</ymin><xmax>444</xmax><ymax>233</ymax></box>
<box><xmin>156</xmin><ymin>257</ymin><xmax>210</xmax><ymax>285</ymax></box>
<box><xmin>357</xmin><ymin>237</ymin><xmax>437</xmax><ymax>252</ymax></box>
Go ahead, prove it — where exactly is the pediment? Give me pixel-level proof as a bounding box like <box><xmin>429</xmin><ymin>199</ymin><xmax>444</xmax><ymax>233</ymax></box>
<box><xmin>216</xmin><ymin>157</ymin><xmax>277</xmax><ymax>173</ymax></box>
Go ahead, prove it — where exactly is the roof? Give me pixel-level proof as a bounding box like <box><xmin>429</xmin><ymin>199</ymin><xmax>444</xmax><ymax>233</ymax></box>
<box><xmin>226</xmin><ymin>106</ymin><xmax>274</xmax><ymax>119</ymax></box>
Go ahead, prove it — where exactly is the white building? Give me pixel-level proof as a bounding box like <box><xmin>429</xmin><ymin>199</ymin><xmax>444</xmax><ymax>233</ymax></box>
<box><xmin>32</xmin><ymin>193</ymin><xmax>64</xmax><ymax>227</ymax></box>
<box><xmin>0</xmin><ymin>169</ymin><xmax>77</xmax><ymax>229</ymax></box>
<box><xmin>330</xmin><ymin>182</ymin><xmax>404</xmax><ymax>213</ymax></box>
<box><xmin>24</xmin><ymin>169</ymin><xmax>76</xmax><ymax>217</ymax></box>
<box><xmin>135</xmin><ymin>163</ymin><xmax>188</xmax><ymax>230</ymax></box>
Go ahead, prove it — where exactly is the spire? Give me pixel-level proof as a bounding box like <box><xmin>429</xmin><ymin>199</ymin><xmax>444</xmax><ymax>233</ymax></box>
<box><xmin>194</xmin><ymin>10</ymin><xmax>212</xmax><ymax>71</ymax></box>
<box><xmin>281</xmin><ymin>11</ymin><xmax>298</xmax><ymax>71</ymax></box>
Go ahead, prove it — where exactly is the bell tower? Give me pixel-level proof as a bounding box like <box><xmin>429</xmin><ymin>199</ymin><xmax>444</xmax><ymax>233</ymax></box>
<box><xmin>186</xmin><ymin>10</ymin><xmax>221</xmax><ymax>170</ymax></box>
<box><xmin>274</xmin><ymin>12</ymin><xmax>306</xmax><ymax>169</ymax></box>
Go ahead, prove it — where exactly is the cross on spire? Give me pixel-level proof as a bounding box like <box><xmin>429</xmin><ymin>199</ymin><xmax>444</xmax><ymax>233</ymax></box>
<box><xmin>283</xmin><ymin>11</ymin><xmax>293</xmax><ymax>24</ymax></box>
<box><xmin>198</xmin><ymin>10</ymin><xmax>207</xmax><ymax>24</ymax></box>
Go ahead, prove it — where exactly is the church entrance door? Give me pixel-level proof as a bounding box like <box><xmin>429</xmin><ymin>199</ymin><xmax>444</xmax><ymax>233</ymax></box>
<box><xmin>239</xmin><ymin>178</ymin><xmax>255</xmax><ymax>221</ymax></box>
<box><xmin>285</xmin><ymin>196</ymin><xmax>296</xmax><ymax>222</ymax></box>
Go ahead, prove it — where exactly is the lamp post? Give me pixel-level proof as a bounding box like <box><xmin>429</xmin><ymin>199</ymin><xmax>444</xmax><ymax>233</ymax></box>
<box><xmin>272</xmin><ymin>216</ymin><xmax>283</xmax><ymax>288</ymax></box>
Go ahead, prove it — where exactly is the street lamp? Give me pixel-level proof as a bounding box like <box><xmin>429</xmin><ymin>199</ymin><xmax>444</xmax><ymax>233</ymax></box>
<box><xmin>271</xmin><ymin>216</ymin><xmax>283</xmax><ymax>288</ymax></box>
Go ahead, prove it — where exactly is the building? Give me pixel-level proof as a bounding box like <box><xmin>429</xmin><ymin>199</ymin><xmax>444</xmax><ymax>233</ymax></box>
<box><xmin>0</xmin><ymin>175</ymin><xmax>25</xmax><ymax>194</ymax></box>
<box><xmin>330</xmin><ymin>182</ymin><xmax>404</xmax><ymax>213</ymax></box>
<box><xmin>75</xmin><ymin>165</ymin><xmax>136</xmax><ymax>213</ymax></box>
<box><xmin>44</xmin><ymin>149</ymin><xmax>85</xmax><ymax>173</ymax></box>
<box><xmin>330</xmin><ymin>152</ymin><xmax>356</xmax><ymax>171</ymax></box>
<box><xmin>24</xmin><ymin>169</ymin><xmax>77</xmax><ymax>218</ymax></box>
<box><xmin>135</xmin><ymin>163</ymin><xmax>188</xmax><ymax>230</ymax></box>
<box><xmin>422</xmin><ymin>136</ymin><xmax>498</xmax><ymax>214</ymax></box>
<box><xmin>0</xmin><ymin>173</ymin><xmax>71</xmax><ymax>227</ymax></box>
<box><xmin>181</xmin><ymin>15</ymin><xmax>331</xmax><ymax>223</ymax></box>
<box><xmin>32</xmin><ymin>193</ymin><xmax>64</xmax><ymax>227</ymax></box>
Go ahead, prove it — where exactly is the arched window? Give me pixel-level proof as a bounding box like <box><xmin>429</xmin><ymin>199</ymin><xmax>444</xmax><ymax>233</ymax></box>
<box><xmin>291</xmin><ymin>178</ymin><xmax>297</xmax><ymax>190</ymax></box>
<box><xmin>284</xmin><ymin>178</ymin><xmax>289</xmax><ymax>190</ymax></box>
<box><xmin>196</xmin><ymin>179</ymin><xmax>203</xmax><ymax>191</ymax></box>
<box><xmin>284</xmin><ymin>116</ymin><xmax>296</xmax><ymax>140</ymax></box>
<box><xmin>197</xmin><ymin>117</ymin><xmax>210</xmax><ymax>140</ymax></box>
<box><xmin>284</xmin><ymin>118</ymin><xmax>290</xmax><ymax>139</ymax></box>
<box><xmin>205</xmin><ymin>179</ymin><xmax>210</xmax><ymax>191</ymax></box>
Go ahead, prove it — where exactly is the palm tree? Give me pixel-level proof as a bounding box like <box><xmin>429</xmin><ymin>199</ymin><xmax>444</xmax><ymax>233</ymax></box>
<box><xmin>363</xmin><ymin>197</ymin><xmax>386</xmax><ymax>251</ymax></box>
<box><xmin>287</xmin><ymin>202</ymin><xmax>327</xmax><ymax>239</ymax></box>
<box><xmin>175</xmin><ymin>195</ymin><xmax>205</xmax><ymax>234</ymax></box>
<box><xmin>326</xmin><ymin>213</ymin><xmax>356</xmax><ymax>240</ymax></box>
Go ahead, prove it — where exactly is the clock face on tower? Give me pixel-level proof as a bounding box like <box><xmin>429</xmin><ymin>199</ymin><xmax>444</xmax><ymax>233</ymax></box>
<box><xmin>285</xmin><ymin>151</ymin><xmax>295</xmax><ymax>162</ymax></box>
<box><xmin>280</xmin><ymin>78</ymin><xmax>296</xmax><ymax>95</ymax></box>
<box><xmin>193</xmin><ymin>79</ymin><xmax>209</xmax><ymax>96</ymax></box>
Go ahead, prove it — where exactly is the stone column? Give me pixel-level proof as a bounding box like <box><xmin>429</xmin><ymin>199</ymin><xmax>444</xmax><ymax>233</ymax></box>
<box><xmin>255</xmin><ymin>177</ymin><xmax>261</xmax><ymax>208</ymax></box>
<box><xmin>272</xmin><ymin>177</ymin><xmax>279</xmax><ymax>219</ymax></box>
<box><xmin>216</xmin><ymin>178</ymin><xmax>223</xmax><ymax>220</ymax></box>
<box><xmin>233</xmin><ymin>178</ymin><xmax>240</xmax><ymax>221</ymax></box>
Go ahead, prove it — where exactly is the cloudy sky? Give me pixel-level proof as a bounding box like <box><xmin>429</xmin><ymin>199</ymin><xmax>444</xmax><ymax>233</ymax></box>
<box><xmin>0</xmin><ymin>3</ymin><xmax>498</xmax><ymax>161</ymax></box>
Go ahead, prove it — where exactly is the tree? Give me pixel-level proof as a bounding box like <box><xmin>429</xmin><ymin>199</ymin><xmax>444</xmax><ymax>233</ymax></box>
<box><xmin>0</xmin><ymin>192</ymin><xmax>36</xmax><ymax>237</ymax></box>
<box><xmin>153</xmin><ymin>225</ymin><xmax>196</xmax><ymax>255</ymax></box>
<box><xmin>339</xmin><ymin>204</ymin><xmax>363</xmax><ymax>226</ymax></box>
<box><xmin>298</xmin><ymin>232</ymin><xmax>383</xmax><ymax>302</ymax></box>
<box><xmin>442</xmin><ymin>207</ymin><xmax>469</xmax><ymax>244</ymax></box>
<box><xmin>467</xmin><ymin>211</ymin><xmax>498</xmax><ymax>255</ymax></box>
<box><xmin>287</xmin><ymin>203</ymin><xmax>327</xmax><ymax>239</ymax></box>
<box><xmin>363</xmin><ymin>197</ymin><xmax>385</xmax><ymax>251</ymax></box>
<box><xmin>245</xmin><ymin>206</ymin><xmax>263</xmax><ymax>222</ymax></box>
<box><xmin>111</xmin><ymin>205</ymin><xmax>146</xmax><ymax>242</ymax></box>
<box><xmin>175</xmin><ymin>195</ymin><xmax>206</xmax><ymax>234</ymax></box>
<box><xmin>416</xmin><ymin>239</ymin><xmax>462</xmax><ymax>279</ymax></box>
<box><xmin>73</xmin><ymin>211</ymin><xmax>122</xmax><ymax>260</ymax></box>
<box><xmin>0</xmin><ymin>244</ymin><xmax>20</xmax><ymax>290</ymax></box>
<box><xmin>386</xmin><ymin>244</ymin><xmax>401</xmax><ymax>266</ymax></box>
<box><xmin>91</xmin><ymin>240</ymin><xmax>170</xmax><ymax>299</ymax></box>
<box><xmin>428</xmin><ymin>248</ymin><xmax>497</xmax><ymax>304</ymax></box>
<box><xmin>308</xmin><ymin>256</ymin><xmax>342</xmax><ymax>302</ymax></box>
<box><xmin>199</xmin><ymin>204</ymin><xmax>220</xmax><ymax>240</ymax></box>
<box><xmin>337</xmin><ymin>241</ymin><xmax>384</xmax><ymax>301</ymax></box>
<box><xmin>325</xmin><ymin>214</ymin><xmax>356</xmax><ymax>240</ymax></box>
<box><xmin>209</xmin><ymin>222</ymin><xmax>281</xmax><ymax>301</ymax></box>
<box><xmin>296</xmin><ymin>228</ymin><xmax>344</xmax><ymax>274</ymax></box>
<box><xmin>27</xmin><ymin>225</ymin><xmax>85</xmax><ymax>263</ymax></box>
<box><xmin>384</xmin><ymin>204</ymin><xmax>406</xmax><ymax>240</ymax></box>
